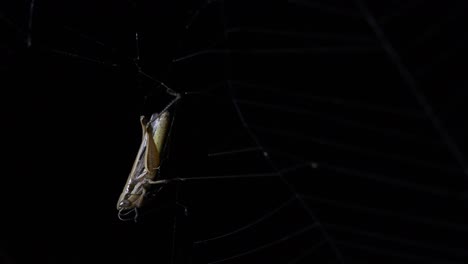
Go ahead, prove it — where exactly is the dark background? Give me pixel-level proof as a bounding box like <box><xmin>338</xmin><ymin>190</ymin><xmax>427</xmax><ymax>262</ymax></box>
<box><xmin>1</xmin><ymin>0</ymin><xmax>467</xmax><ymax>263</ymax></box>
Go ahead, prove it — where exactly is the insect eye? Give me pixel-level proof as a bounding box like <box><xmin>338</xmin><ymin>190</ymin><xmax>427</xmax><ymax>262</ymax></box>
<box><xmin>119</xmin><ymin>200</ymin><xmax>132</xmax><ymax>208</ymax></box>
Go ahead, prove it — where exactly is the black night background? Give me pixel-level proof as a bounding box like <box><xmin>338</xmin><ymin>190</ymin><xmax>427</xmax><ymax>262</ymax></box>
<box><xmin>1</xmin><ymin>0</ymin><xmax>467</xmax><ymax>263</ymax></box>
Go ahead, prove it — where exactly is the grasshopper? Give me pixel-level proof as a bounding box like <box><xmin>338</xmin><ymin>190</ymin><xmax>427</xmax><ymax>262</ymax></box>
<box><xmin>117</xmin><ymin>111</ymin><xmax>172</xmax><ymax>218</ymax></box>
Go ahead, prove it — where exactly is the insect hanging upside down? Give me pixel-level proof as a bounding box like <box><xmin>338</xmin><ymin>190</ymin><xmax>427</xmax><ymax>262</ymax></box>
<box><xmin>117</xmin><ymin>111</ymin><xmax>172</xmax><ymax>216</ymax></box>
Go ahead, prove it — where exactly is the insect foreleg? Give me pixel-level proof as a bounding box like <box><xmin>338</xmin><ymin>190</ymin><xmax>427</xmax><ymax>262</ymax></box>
<box><xmin>145</xmin><ymin>179</ymin><xmax>171</xmax><ymax>185</ymax></box>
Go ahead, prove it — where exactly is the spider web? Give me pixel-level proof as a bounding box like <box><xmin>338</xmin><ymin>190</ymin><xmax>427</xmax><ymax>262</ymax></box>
<box><xmin>1</xmin><ymin>0</ymin><xmax>467</xmax><ymax>264</ymax></box>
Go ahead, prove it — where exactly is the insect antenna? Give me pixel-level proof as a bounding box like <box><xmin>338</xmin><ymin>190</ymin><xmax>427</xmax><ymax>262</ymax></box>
<box><xmin>118</xmin><ymin>208</ymin><xmax>138</xmax><ymax>222</ymax></box>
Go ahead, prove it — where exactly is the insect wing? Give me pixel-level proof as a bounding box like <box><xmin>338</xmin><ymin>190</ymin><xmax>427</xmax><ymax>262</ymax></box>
<box><xmin>116</xmin><ymin>117</ymin><xmax>149</xmax><ymax>209</ymax></box>
<box><xmin>145</xmin><ymin>111</ymin><xmax>171</xmax><ymax>174</ymax></box>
